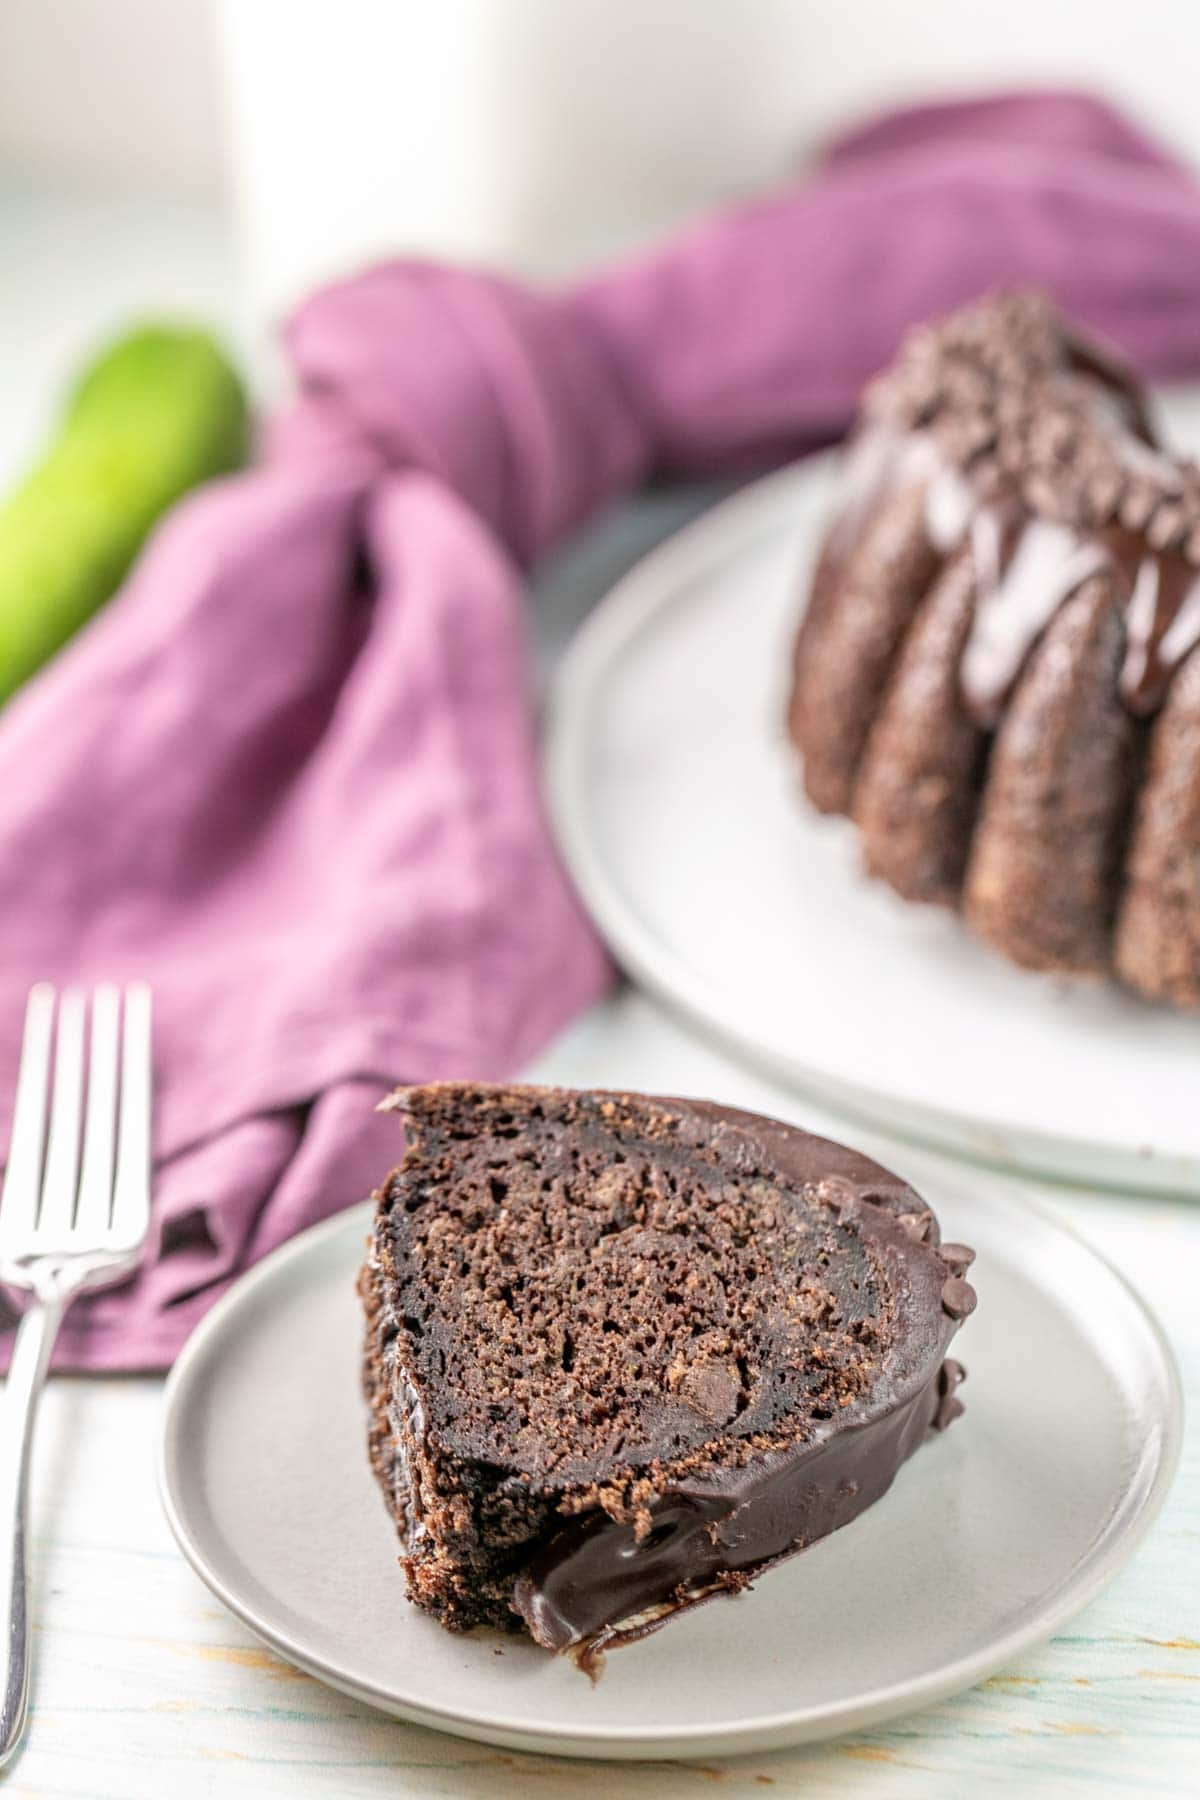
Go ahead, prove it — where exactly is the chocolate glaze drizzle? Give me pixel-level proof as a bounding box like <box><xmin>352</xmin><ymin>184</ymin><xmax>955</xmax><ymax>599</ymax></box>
<box><xmin>844</xmin><ymin>292</ymin><xmax>1200</xmax><ymax>728</ymax></box>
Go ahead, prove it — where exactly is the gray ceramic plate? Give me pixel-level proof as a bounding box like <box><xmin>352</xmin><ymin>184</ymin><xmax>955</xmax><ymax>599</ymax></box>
<box><xmin>159</xmin><ymin>1179</ymin><xmax>1180</xmax><ymax>1761</ymax></box>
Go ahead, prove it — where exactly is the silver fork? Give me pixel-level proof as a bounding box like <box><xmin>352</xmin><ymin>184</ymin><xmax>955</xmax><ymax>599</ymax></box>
<box><xmin>0</xmin><ymin>983</ymin><xmax>152</xmax><ymax>1768</ymax></box>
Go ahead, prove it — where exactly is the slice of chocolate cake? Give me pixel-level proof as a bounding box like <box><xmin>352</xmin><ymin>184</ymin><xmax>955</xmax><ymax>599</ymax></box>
<box><xmin>359</xmin><ymin>1083</ymin><xmax>974</xmax><ymax>1663</ymax></box>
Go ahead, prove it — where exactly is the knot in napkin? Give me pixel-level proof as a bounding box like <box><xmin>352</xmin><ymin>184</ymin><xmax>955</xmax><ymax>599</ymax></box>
<box><xmin>281</xmin><ymin>263</ymin><xmax>649</xmax><ymax>566</ymax></box>
<box><xmin>4</xmin><ymin>89</ymin><xmax>1200</xmax><ymax>1369</ymax></box>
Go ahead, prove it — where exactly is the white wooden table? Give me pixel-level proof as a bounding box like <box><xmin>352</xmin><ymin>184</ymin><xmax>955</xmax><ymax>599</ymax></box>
<box><xmin>2</xmin><ymin>174</ymin><xmax>1198</xmax><ymax>1799</ymax></box>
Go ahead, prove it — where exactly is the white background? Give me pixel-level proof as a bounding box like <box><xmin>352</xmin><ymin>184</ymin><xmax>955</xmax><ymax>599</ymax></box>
<box><xmin>6</xmin><ymin>0</ymin><xmax>1200</xmax><ymax>321</ymax></box>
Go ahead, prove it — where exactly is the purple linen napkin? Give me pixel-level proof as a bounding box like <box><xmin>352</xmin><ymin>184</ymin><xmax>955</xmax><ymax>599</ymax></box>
<box><xmin>4</xmin><ymin>89</ymin><xmax>1200</xmax><ymax>1369</ymax></box>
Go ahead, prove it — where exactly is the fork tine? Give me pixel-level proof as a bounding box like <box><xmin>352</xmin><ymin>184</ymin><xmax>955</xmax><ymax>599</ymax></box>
<box><xmin>110</xmin><ymin>984</ymin><xmax>152</xmax><ymax>1250</ymax></box>
<box><xmin>36</xmin><ymin>989</ymin><xmax>86</xmax><ymax>1238</ymax></box>
<box><xmin>74</xmin><ymin>985</ymin><xmax>121</xmax><ymax>1239</ymax></box>
<box><xmin>0</xmin><ymin>985</ymin><xmax>56</xmax><ymax>1244</ymax></box>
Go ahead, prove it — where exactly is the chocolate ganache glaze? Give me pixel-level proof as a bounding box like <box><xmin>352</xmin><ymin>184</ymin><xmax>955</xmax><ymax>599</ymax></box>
<box><xmin>359</xmin><ymin>1084</ymin><xmax>975</xmax><ymax>1663</ymax></box>
<box><xmin>829</xmin><ymin>293</ymin><xmax>1200</xmax><ymax>729</ymax></box>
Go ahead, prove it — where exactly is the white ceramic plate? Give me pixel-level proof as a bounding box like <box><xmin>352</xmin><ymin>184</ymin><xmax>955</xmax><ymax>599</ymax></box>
<box><xmin>545</xmin><ymin>458</ymin><xmax>1200</xmax><ymax>1195</ymax></box>
<box><xmin>159</xmin><ymin>1182</ymin><xmax>1179</xmax><ymax>1761</ymax></box>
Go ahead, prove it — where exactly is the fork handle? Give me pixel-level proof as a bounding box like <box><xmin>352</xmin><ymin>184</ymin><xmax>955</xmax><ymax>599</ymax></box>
<box><xmin>0</xmin><ymin>1294</ymin><xmax>66</xmax><ymax>1769</ymax></box>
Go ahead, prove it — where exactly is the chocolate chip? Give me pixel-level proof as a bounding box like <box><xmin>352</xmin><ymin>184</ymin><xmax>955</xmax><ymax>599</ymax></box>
<box><xmin>1120</xmin><ymin>478</ymin><xmax>1157</xmax><ymax>531</ymax></box>
<box><xmin>679</xmin><ymin>1358</ymin><xmax>742</xmax><ymax>1425</ymax></box>
<box><xmin>934</xmin><ymin>1395</ymin><xmax>965</xmax><ymax>1431</ymax></box>
<box><xmin>933</xmin><ymin>1356</ymin><xmax>967</xmax><ymax>1431</ymax></box>
<box><xmin>895</xmin><ymin>1209</ymin><xmax>934</xmax><ymax>1243</ymax></box>
<box><xmin>1084</xmin><ymin>467</ymin><xmax>1124</xmax><ymax>522</ymax></box>
<box><xmin>1147</xmin><ymin>501</ymin><xmax>1187</xmax><ymax>552</ymax></box>
<box><xmin>940</xmin><ymin>1242</ymin><xmax>976</xmax><ymax>1273</ymax></box>
<box><xmin>941</xmin><ymin>1276</ymin><xmax>977</xmax><ymax>1320</ymax></box>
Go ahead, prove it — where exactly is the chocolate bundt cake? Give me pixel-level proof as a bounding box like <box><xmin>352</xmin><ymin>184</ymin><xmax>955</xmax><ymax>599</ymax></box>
<box><xmin>788</xmin><ymin>291</ymin><xmax>1200</xmax><ymax>1008</ymax></box>
<box><xmin>360</xmin><ymin>1082</ymin><xmax>973</xmax><ymax>1664</ymax></box>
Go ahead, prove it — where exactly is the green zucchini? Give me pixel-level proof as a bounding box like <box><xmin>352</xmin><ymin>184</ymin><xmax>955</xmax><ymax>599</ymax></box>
<box><xmin>0</xmin><ymin>324</ymin><xmax>248</xmax><ymax>704</ymax></box>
